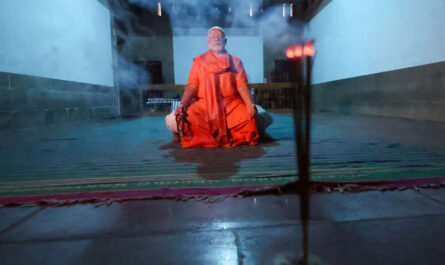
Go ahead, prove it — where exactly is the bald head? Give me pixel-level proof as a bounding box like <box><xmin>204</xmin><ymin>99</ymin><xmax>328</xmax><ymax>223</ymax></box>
<box><xmin>208</xmin><ymin>26</ymin><xmax>225</xmax><ymax>38</ymax></box>
<box><xmin>207</xmin><ymin>26</ymin><xmax>227</xmax><ymax>54</ymax></box>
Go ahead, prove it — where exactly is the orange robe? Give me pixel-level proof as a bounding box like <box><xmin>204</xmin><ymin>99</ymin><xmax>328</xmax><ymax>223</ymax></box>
<box><xmin>181</xmin><ymin>50</ymin><xmax>259</xmax><ymax>148</ymax></box>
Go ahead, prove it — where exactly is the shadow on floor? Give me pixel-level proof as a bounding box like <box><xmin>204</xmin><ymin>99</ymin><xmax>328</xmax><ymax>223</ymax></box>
<box><xmin>160</xmin><ymin>140</ymin><xmax>277</xmax><ymax>179</ymax></box>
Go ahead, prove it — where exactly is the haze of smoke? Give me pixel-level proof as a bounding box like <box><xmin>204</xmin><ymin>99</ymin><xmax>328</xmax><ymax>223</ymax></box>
<box><xmin>113</xmin><ymin>0</ymin><xmax>308</xmax><ymax>87</ymax></box>
<box><xmin>116</xmin><ymin>54</ymin><xmax>149</xmax><ymax>88</ymax></box>
<box><xmin>260</xmin><ymin>5</ymin><xmax>305</xmax><ymax>53</ymax></box>
<box><xmin>126</xmin><ymin>0</ymin><xmax>305</xmax><ymax>45</ymax></box>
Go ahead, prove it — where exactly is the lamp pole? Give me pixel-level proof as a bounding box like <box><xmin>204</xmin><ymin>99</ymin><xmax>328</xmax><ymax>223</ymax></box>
<box><xmin>286</xmin><ymin>41</ymin><xmax>315</xmax><ymax>265</ymax></box>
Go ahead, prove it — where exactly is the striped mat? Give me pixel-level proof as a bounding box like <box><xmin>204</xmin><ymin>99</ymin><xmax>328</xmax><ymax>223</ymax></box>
<box><xmin>1</xmin><ymin>113</ymin><xmax>444</xmax><ymax>206</ymax></box>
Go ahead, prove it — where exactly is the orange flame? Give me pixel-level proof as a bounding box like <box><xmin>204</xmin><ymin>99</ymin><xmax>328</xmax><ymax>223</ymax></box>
<box><xmin>294</xmin><ymin>45</ymin><xmax>303</xmax><ymax>57</ymax></box>
<box><xmin>287</xmin><ymin>42</ymin><xmax>315</xmax><ymax>59</ymax></box>
<box><xmin>286</xmin><ymin>47</ymin><xmax>295</xmax><ymax>59</ymax></box>
<box><xmin>304</xmin><ymin>42</ymin><xmax>315</xmax><ymax>56</ymax></box>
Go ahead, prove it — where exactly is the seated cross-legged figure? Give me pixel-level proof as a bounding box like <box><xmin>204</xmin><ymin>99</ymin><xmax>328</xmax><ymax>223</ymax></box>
<box><xmin>166</xmin><ymin>26</ymin><xmax>262</xmax><ymax>148</ymax></box>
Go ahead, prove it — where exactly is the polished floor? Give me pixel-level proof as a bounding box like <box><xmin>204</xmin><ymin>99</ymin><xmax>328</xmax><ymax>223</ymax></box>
<box><xmin>1</xmin><ymin>112</ymin><xmax>445</xmax><ymax>264</ymax></box>
<box><xmin>1</xmin><ymin>189</ymin><xmax>445</xmax><ymax>265</ymax></box>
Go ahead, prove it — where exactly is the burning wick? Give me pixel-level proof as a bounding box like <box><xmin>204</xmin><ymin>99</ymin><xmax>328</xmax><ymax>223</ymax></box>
<box><xmin>294</xmin><ymin>45</ymin><xmax>303</xmax><ymax>57</ymax></box>
<box><xmin>286</xmin><ymin>47</ymin><xmax>295</xmax><ymax>59</ymax></box>
<box><xmin>304</xmin><ymin>42</ymin><xmax>315</xmax><ymax>57</ymax></box>
<box><xmin>157</xmin><ymin>2</ymin><xmax>162</xmax><ymax>16</ymax></box>
<box><xmin>286</xmin><ymin>43</ymin><xmax>315</xmax><ymax>59</ymax></box>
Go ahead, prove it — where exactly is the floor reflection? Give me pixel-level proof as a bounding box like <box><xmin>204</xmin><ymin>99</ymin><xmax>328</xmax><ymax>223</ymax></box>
<box><xmin>160</xmin><ymin>142</ymin><xmax>269</xmax><ymax>179</ymax></box>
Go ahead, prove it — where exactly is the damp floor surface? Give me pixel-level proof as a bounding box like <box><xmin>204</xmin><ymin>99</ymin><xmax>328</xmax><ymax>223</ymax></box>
<box><xmin>1</xmin><ymin>112</ymin><xmax>445</xmax><ymax>265</ymax></box>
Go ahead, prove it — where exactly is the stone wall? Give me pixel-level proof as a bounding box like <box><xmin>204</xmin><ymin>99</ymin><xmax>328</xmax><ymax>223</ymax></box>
<box><xmin>312</xmin><ymin>61</ymin><xmax>445</xmax><ymax>122</ymax></box>
<box><xmin>0</xmin><ymin>71</ymin><xmax>119</xmax><ymax>131</ymax></box>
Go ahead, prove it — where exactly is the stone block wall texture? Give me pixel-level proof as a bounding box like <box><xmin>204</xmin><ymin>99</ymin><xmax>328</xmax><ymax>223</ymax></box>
<box><xmin>0</xmin><ymin>72</ymin><xmax>118</xmax><ymax>131</ymax></box>
<box><xmin>312</xmin><ymin>61</ymin><xmax>445</xmax><ymax>122</ymax></box>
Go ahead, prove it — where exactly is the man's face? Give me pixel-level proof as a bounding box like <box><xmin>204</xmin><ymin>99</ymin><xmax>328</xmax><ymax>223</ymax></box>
<box><xmin>207</xmin><ymin>29</ymin><xmax>227</xmax><ymax>53</ymax></box>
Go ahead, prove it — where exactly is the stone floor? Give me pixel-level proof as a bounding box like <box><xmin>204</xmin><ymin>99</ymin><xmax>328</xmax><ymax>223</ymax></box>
<box><xmin>1</xmin><ymin>188</ymin><xmax>445</xmax><ymax>265</ymax></box>
<box><xmin>1</xmin><ymin>112</ymin><xmax>445</xmax><ymax>265</ymax></box>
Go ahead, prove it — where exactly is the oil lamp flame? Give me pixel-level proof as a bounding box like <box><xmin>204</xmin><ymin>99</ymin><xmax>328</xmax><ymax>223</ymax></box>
<box><xmin>304</xmin><ymin>42</ymin><xmax>315</xmax><ymax>57</ymax></box>
<box><xmin>286</xmin><ymin>47</ymin><xmax>295</xmax><ymax>59</ymax></box>
<box><xmin>294</xmin><ymin>45</ymin><xmax>303</xmax><ymax>57</ymax></box>
<box><xmin>286</xmin><ymin>42</ymin><xmax>315</xmax><ymax>59</ymax></box>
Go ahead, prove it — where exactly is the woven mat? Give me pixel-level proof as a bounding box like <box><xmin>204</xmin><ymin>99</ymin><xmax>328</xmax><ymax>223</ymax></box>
<box><xmin>1</xmin><ymin>113</ymin><xmax>444</xmax><ymax>206</ymax></box>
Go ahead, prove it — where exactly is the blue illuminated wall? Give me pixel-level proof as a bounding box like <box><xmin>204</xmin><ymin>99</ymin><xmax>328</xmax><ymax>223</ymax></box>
<box><xmin>0</xmin><ymin>0</ymin><xmax>118</xmax><ymax>130</ymax></box>
<box><xmin>0</xmin><ymin>0</ymin><xmax>113</xmax><ymax>86</ymax></box>
<box><xmin>309</xmin><ymin>0</ymin><xmax>445</xmax><ymax>84</ymax></box>
<box><xmin>309</xmin><ymin>0</ymin><xmax>445</xmax><ymax>121</ymax></box>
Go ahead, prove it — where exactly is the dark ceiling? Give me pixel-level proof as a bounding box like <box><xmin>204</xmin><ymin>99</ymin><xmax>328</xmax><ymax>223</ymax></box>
<box><xmin>107</xmin><ymin>0</ymin><xmax>329</xmax><ymax>36</ymax></box>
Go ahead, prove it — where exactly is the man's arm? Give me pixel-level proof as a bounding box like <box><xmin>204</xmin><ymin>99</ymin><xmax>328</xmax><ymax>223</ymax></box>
<box><xmin>180</xmin><ymin>84</ymin><xmax>197</xmax><ymax>107</ymax></box>
<box><xmin>237</xmin><ymin>84</ymin><xmax>256</xmax><ymax>119</ymax></box>
<box><xmin>175</xmin><ymin>84</ymin><xmax>197</xmax><ymax>115</ymax></box>
<box><xmin>234</xmin><ymin>59</ymin><xmax>255</xmax><ymax>119</ymax></box>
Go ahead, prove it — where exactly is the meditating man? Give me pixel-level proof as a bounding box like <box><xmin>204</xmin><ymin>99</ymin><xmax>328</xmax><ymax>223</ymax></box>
<box><xmin>166</xmin><ymin>26</ymin><xmax>260</xmax><ymax>148</ymax></box>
